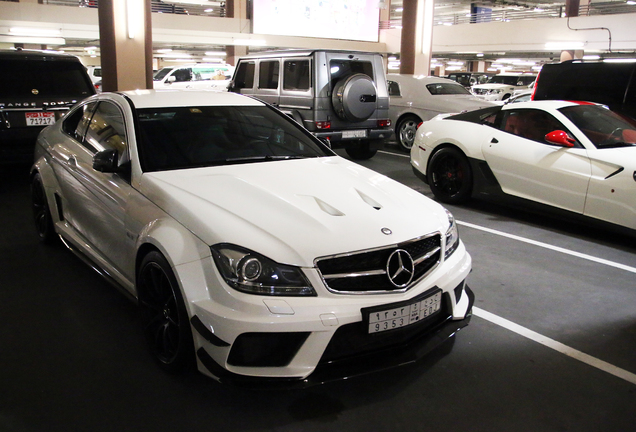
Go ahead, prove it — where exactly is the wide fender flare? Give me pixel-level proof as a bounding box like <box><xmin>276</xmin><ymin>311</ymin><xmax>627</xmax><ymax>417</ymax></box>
<box><xmin>419</xmin><ymin>121</ymin><xmax>489</xmax><ymax>163</ymax></box>
<box><xmin>31</xmin><ymin>157</ymin><xmax>62</xmax><ymax>224</ymax></box>
<box><xmin>135</xmin><ymin>217</ymin><xmax>212</xmax><ymax>303</ymax></box>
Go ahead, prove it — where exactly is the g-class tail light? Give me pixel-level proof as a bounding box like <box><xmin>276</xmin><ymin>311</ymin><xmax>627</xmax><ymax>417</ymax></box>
<box><xmin>315</xmin><ymin>121</ymin><xmax>331</xmax><ymax>130</ymax></box>
<box><xmin>377</xmin><ymin>119</ymin><xmax>391</xmax><ymax>127</ymax></box>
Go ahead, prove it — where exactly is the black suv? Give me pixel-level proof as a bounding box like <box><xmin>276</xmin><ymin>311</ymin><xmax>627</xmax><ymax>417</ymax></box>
<box><xmin>533</xmin><ymin>59</ymin><xmax>636</xmax><ymax>121</ymax></box>
<box><xmin>0</xmin><ymin>49</ymin><xmax>95</xmax><ymax>165</ymax></box>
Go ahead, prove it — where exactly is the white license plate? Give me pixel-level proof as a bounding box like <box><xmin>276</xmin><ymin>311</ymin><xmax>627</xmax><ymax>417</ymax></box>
<box><xmin>366</xmin><ymin>290</ymin><xmax>442</xmax><ymax>334</ymax></box>
<box><xmin>342</xmin><ymin>129</ymin><xmax>367</xmax><ymax>139</ymax></box>
<box><xmin>25</xmin><ymin>112</ymin><xmax>55</xmax><ymax>126</ymax></box>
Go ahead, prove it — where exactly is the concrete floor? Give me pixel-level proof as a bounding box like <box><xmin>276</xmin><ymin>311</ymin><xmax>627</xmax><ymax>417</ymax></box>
<box><xmin>1</xmin><ymin>147</ymin><xmax>635</xmax><ymax>432</ymax></box>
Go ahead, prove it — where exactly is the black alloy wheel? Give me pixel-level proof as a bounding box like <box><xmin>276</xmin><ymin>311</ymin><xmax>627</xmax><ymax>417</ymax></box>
<box><xmin>427</xmin><ymin>147</ymin><xmax>473</xmax><ymax>204</ymax></box>
<box><xmin>31</xmin><ymin>173</ymin><xmax>56</xmax><ymax>244</ymax></box>
<box><xmin>138</xmin><ymin>251</ymin><xmax>194</xmax><ymax>373</ymax></box>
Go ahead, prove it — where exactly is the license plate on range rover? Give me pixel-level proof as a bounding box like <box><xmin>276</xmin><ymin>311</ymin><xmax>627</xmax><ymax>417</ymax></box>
<box><xmin>25</xmin><ymin>112</ymin><xmax>55</xmax><ymax>126</ymax></box>
<box><xmin>364</xmin><ymin>289</ymin><xmax>442</xmax><ymax>334</ymax></box>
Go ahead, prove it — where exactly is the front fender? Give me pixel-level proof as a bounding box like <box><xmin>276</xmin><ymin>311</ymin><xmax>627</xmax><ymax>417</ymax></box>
<box><xmin>31</xmin><ymin>154</ymin><xmax>63</xmax><ymax>226</ymax></box>
<box><xmin>135</xmin><ymin>216</ymin><xmax>212</xmax><ymax>303</ymax></box>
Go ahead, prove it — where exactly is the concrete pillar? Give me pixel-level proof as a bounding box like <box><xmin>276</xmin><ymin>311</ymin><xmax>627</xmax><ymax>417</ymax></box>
<box><xmin>98</xmin><ymin>0</ymin><xmax>153</xmax><ymax>92</ymax></box>
<box><xmin>400</xmin><ymin>0</ymin><xmax>434</xmax><ymax>75</ymax></box>
<box><xmin>225</xmin><ymin>0</ymin><xmax>248</xmax><ymax>66</ymax></box>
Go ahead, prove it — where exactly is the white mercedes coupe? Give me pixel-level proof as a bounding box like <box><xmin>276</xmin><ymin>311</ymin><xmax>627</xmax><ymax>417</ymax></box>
<box><xmin>411</xmin><ymin>100</ymin><xmax>636</xmax><ymax>232</ymax></box>
<box><xmin>31</xmin><ymin>90</ymin><xmax>473</xmax><ymax>385</ymax></box>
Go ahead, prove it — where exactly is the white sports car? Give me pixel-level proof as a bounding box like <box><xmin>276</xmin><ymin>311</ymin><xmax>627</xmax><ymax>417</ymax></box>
<box><xmin>411</xmin><ymin>100</ymin><xmax>636</xmax><ymax>232</ymax></box>
<box><xmin>31</xmin><ymin>90</ymin><xmax>473</xmax><ymax>385</ymax></box>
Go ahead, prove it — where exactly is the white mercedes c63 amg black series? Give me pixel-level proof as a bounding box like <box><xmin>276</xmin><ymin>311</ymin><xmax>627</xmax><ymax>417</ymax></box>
<box><xmin>31</xmin><ymin>89</ymin><xmax>473</xmax><ymax>385</ymax></box>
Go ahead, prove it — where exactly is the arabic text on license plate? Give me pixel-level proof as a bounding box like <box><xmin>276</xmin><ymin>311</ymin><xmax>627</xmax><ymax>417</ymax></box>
<box><xmin>342</xmin><ymin>130</ymin><xmax>367</xmax><ymax>139</ymax></box>
<box><xmin>367</xmin><ymin>291</ymin><xmax>442</xmax><ymax>334</ymax></box>
<box><xmin>26</xmin><ymin>112</ymin><xmax>55</xmax><ymax>127</ymax></box>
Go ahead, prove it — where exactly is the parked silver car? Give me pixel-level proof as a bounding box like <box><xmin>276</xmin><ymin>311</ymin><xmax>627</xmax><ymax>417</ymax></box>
<box><xmin>388</xmin><ymin>74</ymin><xmax>497</xmax><ymax>151</ymax></box>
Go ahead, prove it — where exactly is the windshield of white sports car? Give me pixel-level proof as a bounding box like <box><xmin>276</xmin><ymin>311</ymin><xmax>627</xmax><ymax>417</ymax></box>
<box><xmin>559</xmin><ymin>105</ymin><xmax>636</xmax><ymax>149</ymax></box>
<box><xmin>136</xmin><ymin>105</ymin><xmax>333</xmax><ymax>171</ymax></box>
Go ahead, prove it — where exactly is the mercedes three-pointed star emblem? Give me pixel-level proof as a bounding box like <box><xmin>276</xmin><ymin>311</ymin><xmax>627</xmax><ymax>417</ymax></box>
<box><xmin>386</xmin><ymin>249</ymin><xmax>414</xmax><ymax>288</ymax></box>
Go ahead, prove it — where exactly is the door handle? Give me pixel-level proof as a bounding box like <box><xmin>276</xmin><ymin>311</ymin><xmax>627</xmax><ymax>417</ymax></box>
<box><xmin>67</xmin><ymin>156</ymin><xmax>77</xmax><ymax>167</ymax></box>
<box><xmin>490</xmin><ymin>138</ymin><xmax>499</xmax><ymax>143</ymax></box>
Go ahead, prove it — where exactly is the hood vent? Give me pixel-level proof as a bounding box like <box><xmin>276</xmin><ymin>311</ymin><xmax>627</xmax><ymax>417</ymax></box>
<box><xmin>356</xmin><ymin>189</ymin><xmax>382</xmax><ymax>210</ymax></box>
<box><xmin>314</xmin><ymin>197</ymin><xmax>345</xmax><ymax>216</ymax></box>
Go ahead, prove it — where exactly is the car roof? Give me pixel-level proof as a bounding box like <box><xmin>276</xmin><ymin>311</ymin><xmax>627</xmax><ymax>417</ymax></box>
<box><xmin>238</xmin><ymin>49</ymin><xmax>384</xmax><ymax>59</ymax></box>
<box><xmin>0</xmin><ymin>48</ymin><xmax>82</xmax><ymax>62</ymax></box>
<box><xmin>503</xmin><ymin>100</ymin><xmax>587</xmax><ymax>110</ymax></box>
<box><xmin>117</xmin><ymin>89</ymin><xmax>266</xmax><ymax>109</ymax></box>
<box><xmin>387</xmin><ymin>74</ymin><xmax>458</xmax><ymax>85</ymax></box>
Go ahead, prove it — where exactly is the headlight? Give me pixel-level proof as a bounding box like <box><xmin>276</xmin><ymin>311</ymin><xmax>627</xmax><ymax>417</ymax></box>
<box><xmin>211</xmin><ymin>244</ymin><xmax>316</xmax><ymax>296</ymax></box>
<box><xmin>444</xmin><ymin>209</ymin><xmax>460</xmax><ymax>259</ymax></box>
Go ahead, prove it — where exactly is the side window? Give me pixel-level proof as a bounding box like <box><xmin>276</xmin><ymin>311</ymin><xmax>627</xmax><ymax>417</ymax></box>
<box><xmin>173</xmin><ymin>68</ymin><xmax>193</xmax><ymax>82</ymax></box>
<box><xmin>84</xmin><ymin>101</ymin><xmax>128</xmax><ymax>162</ymax></box>
<box><xmin>234</xmin><ymin>61</ymin><xmax>255</xmax><ymax>89</ymax></box>
<box><xmin>62</xmin><ymin>102</ymin><xmax>95</xmax><ymax>139</ymax></box>
<box><xmin>66</xmin><ymin>102</ymin><xmax>98</xmax><ymax>143</ymax></box>
<box><xmin>283</xmin><ymin>60</ymin><xmax>310</xmax><ymax>91</ymax></box>
<box><xmin>259</xmin><ymin>60</ymin><xmax>280</xmax><ymax>89</ymax></box>
<box><xmin>500</xmin><ymin>109</ymin><xmax>568</xmax><ymax>144</ymax></box>
<box><xmin>387</xmin><ymin>81</ymin><xmax>401</xmax><ymax>97</ymax></box>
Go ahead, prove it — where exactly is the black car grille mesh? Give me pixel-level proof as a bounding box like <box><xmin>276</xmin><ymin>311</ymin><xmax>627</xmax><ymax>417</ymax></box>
<box><xmin>315</xmin><ymin>234</ymin><xmax>441</xmax><ymax>293</ymax></box>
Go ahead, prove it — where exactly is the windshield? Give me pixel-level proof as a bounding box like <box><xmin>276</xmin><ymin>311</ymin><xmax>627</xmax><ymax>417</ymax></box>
<box><xmin>153</xmin><ymin>67</ymin><xmax>173</xmax><ymax>81</ymax></box>
<box><xmin>426</xmin><ymin>83</ymin><xmax>471</xmax><ymax>95</ymax></box>
<box><xmin>559</xmin><ymin>105</ymin><xmax>636</xmax><ymax>148</ymax></box>
<box><xmin>136</xmin><ymin>105</ymin><xmax>333</xmax><ymax>172</ymax></box>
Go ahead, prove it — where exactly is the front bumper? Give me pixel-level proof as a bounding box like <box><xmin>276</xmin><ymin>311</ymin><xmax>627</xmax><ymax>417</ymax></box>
<box><xmin>196</xmin><ymin>285</ymin><xmax>474</xmax><ymax>388</ymax></box>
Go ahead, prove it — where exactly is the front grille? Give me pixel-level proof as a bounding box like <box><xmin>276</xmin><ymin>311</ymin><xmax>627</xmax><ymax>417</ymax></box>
<box><xmin>315</xmin><ymin>233</ymin><xmax>441</xmax><ymax>293</ymax></box>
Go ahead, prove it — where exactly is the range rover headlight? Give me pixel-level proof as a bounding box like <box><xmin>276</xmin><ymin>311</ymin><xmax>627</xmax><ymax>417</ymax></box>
<box><xmin>211</xmin><ymin>244</ymin><xmax>316</xmax><ymax>296</ymax></box>
<box><xmin>444</xmin><ymin>209</ymin><xmax>460</xmax><ymax>259</ymax></box>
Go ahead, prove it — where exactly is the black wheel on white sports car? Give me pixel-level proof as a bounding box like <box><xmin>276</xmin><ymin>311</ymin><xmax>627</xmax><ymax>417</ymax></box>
<box><xmin>396</xmin><ymin>115</ymin><xmax>421</xmax><ymax>151</ymax></box>
<box><xmin>31</xmin><ymin>173</ymin><xmax>56</xmax><ymax>244</ymax></box>
<box><xmin>138</xmin><ymin>251</ymin><xmax>194</xmax><ymax>373</ymax></box>
<box><xmin>427</xmin><ymin>147</ymin><xmax>473</xmax><ymax>204</ymax></box>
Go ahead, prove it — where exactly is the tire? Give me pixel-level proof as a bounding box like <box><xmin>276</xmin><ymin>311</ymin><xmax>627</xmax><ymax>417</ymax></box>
<box><xmin>138</xmin><ymin>251</ymin><xmax>194</xmax><ymax>373</ymax></box>
<box><xmin>427</xmin><ymin>147</ymin><xmax>473</xmax><ymax>204</ymax></box>
<box><xmin>396</xmin><ymin>115</ymin><xmax>422</xmax><ymax>151</ymax></box>
<box><xmin>345</xmin><ymin>140</ymin><xmax>377</xmax><ymax>160</ymax></box>
<box><xmin>30</xmin><ymin>173</ymin><xmax>57</xmax><ymax>244</ymax></box>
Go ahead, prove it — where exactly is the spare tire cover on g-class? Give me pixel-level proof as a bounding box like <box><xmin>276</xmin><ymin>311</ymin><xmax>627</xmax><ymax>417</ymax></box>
<box><xmin>0</xmin><ymin>49</ymin><xmax>95</xmax><ymax>165</ymax></box>
<box><xmin>229</xmin><ymin>50</ymin><xmax>392</xmax><ymax>160</ymax></box>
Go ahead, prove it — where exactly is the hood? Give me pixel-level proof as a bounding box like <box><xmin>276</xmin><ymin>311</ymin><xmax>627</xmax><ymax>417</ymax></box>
<box><xmin>587</xmin><ymin>146</ymin><xmax>636</xmax><ymax>170</ymax></box>
<box><xmin>140</xmin><ymin>157</ymin><xmax>449</xmax><ymax>266</ymax></box>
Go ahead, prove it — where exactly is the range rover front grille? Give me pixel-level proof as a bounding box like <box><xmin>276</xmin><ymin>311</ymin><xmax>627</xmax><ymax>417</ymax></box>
<box><xmin>315</xmin><ymin>233</ymin><xmax>441</xmax><ymax>294</ymax></box>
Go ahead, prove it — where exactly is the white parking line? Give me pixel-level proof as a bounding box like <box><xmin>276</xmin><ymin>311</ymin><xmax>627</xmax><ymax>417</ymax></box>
<box><xmin>459</xmin><ymin>220</ymin><xmax>636</xmax><ymax>385</ymax></box>
<box><xmin>378</xmin><ymin>150</ymin><xmax>410</xmax><ymax>158</ymax></box>
<box><xmin>473</xmin><ymin>307</ymin><xmax>636</xmax><ymax>385</ymax></box>
<box><xmin>458</xmin><ymin>220</ymin><xmax>636</xmax><ymax>274</ymax></box>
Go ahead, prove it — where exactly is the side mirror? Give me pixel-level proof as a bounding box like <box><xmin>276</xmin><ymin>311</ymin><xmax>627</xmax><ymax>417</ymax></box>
<box><xmin>93</xmin><ymin>149</ymin><xmax>119</xmax><ymax>173</ymax></box>
<box><xmin>545</xmin><ymin>130</ymin><xmax>575</xmax><ymax>148</ymax></box>
<box><xmin>167</xmin><ymin>75</ymin><xmax>176</xmax><ymax>84</ymax></box>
